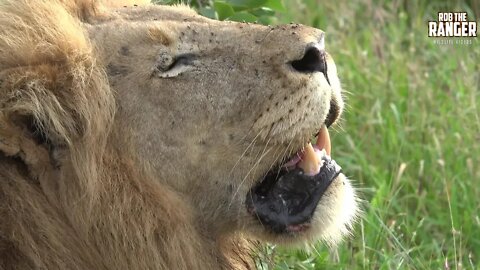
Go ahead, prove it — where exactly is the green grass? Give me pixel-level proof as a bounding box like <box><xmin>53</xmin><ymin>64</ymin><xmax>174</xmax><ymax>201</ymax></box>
<box><xmin>266</xmin><ymin>0</ymin><xmax>480</xmax><ymax>269</ymax></box>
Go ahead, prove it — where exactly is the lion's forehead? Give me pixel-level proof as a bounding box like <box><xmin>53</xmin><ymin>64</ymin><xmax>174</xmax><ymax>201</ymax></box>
<box><xmin>96</xmin><ymin>5</ymin><xmax>323</xmax><ymax>50</ymax></box>
<box><xmin>111</xmin><ymin>5</ymin><xmax>208</xmax><ymax>23</ymax></box>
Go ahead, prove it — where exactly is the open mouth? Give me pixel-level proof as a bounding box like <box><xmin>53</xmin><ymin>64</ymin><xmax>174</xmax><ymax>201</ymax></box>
<box><xmin>246</xmin><ymin>126</ymin><xmax>342</xmax><ymax>234</ymax></box>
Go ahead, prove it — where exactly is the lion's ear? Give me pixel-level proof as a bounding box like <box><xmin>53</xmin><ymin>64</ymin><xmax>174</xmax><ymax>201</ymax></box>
<box><xmin>0</xmin><ymin>111</ymin><xmax>59</xmax><ymax>181</ymax></box>
<box><xmin>0</xmin><ymin>65</ymin><xmax>83</xmax><ymax>180</ymax></box>
<box><xmin>0</xmin><ymin>0</ymin><xmax>114</xmax><ymax>186</ymax></box>
<box><xmin>0</xmin><ymin>67</ymin><xmax>77</xmax><ymax>160</ymax></box>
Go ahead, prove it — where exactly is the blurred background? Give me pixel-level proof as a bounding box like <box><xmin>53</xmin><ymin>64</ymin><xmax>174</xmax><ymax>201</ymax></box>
<box><xmin>158</xmin><ymin>0</ymin><xmax>479</xmax><ymax>269</ymax></box>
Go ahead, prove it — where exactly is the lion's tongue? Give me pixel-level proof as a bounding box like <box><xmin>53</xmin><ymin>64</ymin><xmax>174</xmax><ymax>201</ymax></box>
<box><xmin>292</xmin><ymin>126</ymin><xmax>332</xmax><ymax>176</ymax></box>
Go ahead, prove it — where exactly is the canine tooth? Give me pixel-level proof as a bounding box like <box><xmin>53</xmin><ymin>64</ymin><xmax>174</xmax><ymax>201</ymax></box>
<box><xmin>298</xmin><ymin>143</ymin><xmax>323</xmax><ymax>176</ymax></box>
<box><xmin>315</xmin><ymin>125</ymin><xmax>331</xmax><ymax>156</ymax></box>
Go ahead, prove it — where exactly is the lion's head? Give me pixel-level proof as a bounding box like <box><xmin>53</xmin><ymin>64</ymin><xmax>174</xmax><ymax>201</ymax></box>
<box><xmin>96</xmin><ymin>3</ymin><xmax>357</xmax><ymax>243</ymax></box>
<box><xmin>0</xmin><ymin>0</ymin><xmax>357</xmax><ymax>268</ymax></box>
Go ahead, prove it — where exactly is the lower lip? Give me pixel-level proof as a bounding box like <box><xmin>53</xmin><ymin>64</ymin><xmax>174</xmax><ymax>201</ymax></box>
<box><xmin>287</xmin><ymin>223</ymin><xmax>310</xmax><ymax>233</ymax></box>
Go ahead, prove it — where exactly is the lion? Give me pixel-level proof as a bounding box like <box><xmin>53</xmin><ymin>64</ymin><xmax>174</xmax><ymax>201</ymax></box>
<box><xmin>0</xmin><ymin>0</ymin><xmax>358</xmax><ymax>269</ymax></box>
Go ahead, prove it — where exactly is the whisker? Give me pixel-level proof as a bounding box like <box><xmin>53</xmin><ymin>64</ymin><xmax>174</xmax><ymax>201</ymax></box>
<box><xmin>271</xmin><ymin>136</ymin><xmax>296</xmax><ymax>178</ymax></box>
<box><xmin>227</xmin><ymin>127</ymin><xmax>265</xmax><ymax>178</ymax></box>
<box><xmin>238</xmin><ymin>138</ymin><xmax>273</xmax><ymax>230</ymax></box>
<box><xmin>228</xmin><ymin>136</ymin><xmax>272</xmax><ymax>209</ymax></box>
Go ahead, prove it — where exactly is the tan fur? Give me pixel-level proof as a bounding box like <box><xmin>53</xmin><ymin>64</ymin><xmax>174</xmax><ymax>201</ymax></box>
<box><xmin>147</xmin><ymin>26</ymin><xmax>174</xmax><ymax>45</ymax></box>
<box><xmin>0</xmin><ymin>0</ymin><xmax>357</xmax><ymax>269</ymax></box>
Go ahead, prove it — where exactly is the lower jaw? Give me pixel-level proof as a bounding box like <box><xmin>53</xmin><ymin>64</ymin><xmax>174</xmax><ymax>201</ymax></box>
<box><xmin>246</xmin><ymin>155</ymin><xmax>342</xmax><ymax>234</ymax></box>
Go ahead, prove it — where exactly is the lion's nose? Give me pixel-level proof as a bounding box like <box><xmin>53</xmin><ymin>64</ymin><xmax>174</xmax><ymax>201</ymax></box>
<box><xmin>291</xmin><ymin>45</ymin><xmax>327</xmax><ymax>74</ymax></box>
<box><xmin>290</xmin><ymin>45</ymin><xmax>329</xmax><ymax>83</ymax></box>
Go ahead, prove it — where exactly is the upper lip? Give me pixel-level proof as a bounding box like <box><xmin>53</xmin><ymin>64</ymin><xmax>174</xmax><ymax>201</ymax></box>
<box><xmin>324</xmin><ymin>99</ymin><xmax>339</xmax><ymax>128</ymax></box>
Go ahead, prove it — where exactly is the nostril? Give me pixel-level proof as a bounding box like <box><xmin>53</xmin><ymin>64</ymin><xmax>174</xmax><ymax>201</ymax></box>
<box><xmin>290</xmin><ymin>46</ymin><xmax>330</xmax><ymax>84</ymax></box>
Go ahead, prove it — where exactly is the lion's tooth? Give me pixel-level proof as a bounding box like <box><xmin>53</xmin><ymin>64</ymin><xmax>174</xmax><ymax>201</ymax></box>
<box><xmin>298</xmin><ymin>143</ymin><xmax>323</xmax><ymax>176</ymax></box>
<box><xmin>315</xmin><ymin>125</ymin><xmax>331</xmax><ymax>156</ymax></box>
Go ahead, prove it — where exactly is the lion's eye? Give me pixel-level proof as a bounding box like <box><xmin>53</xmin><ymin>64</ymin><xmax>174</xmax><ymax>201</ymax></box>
<box><xmin>154</xmin><ymin>53</ymin><xmax>196</xmax><ymax>78</ymax></box>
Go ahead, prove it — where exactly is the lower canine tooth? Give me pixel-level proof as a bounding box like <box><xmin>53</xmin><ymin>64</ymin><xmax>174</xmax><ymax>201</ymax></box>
<box><xmin>298</xmin><ymin>143</ymin><xmax>323</xmax><ymax>176</ymax></box>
